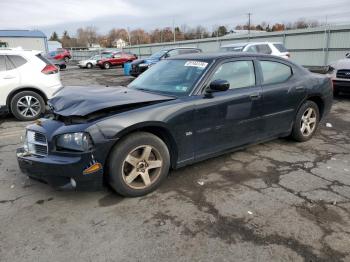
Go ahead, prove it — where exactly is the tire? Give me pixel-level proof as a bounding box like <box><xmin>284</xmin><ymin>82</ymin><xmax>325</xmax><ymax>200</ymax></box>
<box><xmin>291</xmin><ymin>101</ymin><xmax>320</xmax><ymax>142</ymax></box>
<box><xmin>103</xmin><ymin>62</ymin><xmax>111</xmax><ymax>69</ymax></box>
<box><xmin>64</xmin><ymin>56</ymin><xmax>69</xmax><ymax>63</ymax></box>
<box><xmin>86</xmin><ymin>63</ymin><xmax>93</xmax><ymax>69</ymax></box>
<box><xmin>108</xmin><ymin>132</ymin><xmax>170</xmax><ymax>197</ymax></box>
<box><xmin>10</xmin><ymin>91</ymin><xmax>45</xmax><ymax>121</ymax></box>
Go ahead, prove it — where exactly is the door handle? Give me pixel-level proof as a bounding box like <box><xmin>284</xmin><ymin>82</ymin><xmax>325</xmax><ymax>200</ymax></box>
<box><xmin>250</xmin><ymin>92</ymin><xmax>261</xmax><ymax>100</ymax></box>
<box><xmin>295</xmin><ymin>86</ymin><xmax>305</xmax><ymax>91</ymax></box>
<box><xmin>3</xmin><ymin>75</ymin><xmax>15</xmax><ymax>79</ymax></box>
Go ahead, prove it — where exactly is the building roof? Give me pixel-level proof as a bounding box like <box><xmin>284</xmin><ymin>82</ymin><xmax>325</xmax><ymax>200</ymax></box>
<box><xmin>0</xmin><ymin>30</ymin><xmax>46</xmax><ymax>38</ymax></box>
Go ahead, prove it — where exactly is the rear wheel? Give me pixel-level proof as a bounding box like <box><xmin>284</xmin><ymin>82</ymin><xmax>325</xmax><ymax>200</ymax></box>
<box><xmin>108</xmin><ymin>132</ymin><xmax>170</xmax><ymax>197</ymax></box>
<box><xmin>64</xmin><ymin>56</ymin><xmax>70</xmax><ymax>63</ymax></box>
<box><xmin>291</xmin><ymin>101</ymin><xmax>319</xmax><ymax>142</ymax></box>
<box><xmin>86</xmin><ymin>63</ymin><xmax>93</xmax><ymax>69</ymax></box>
<box><xmin>10</xmin><ymin>91</ymin><xmax>45</xmax><ymax>121</ymax></box>
<box><xmin>103</xmin><ymin>62</ymin><xmax>111</xmax><ymax>69</ymax></box>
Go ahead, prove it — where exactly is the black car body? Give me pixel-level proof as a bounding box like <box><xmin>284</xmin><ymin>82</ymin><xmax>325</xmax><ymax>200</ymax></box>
<box><xmin>17</xmin><ymin>53</ymin><xmax>333</xmax><ymax>196</ymax></box>
<box><xmin>130</xmin><ymin>47</ymin><xmax>202</xmax><ymax>77</ymax></box>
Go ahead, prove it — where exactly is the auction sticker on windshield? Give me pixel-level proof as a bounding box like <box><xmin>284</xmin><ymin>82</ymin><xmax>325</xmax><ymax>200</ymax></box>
<box><xmin>184</xmin><ymin>61</ymin><xmax>208</xmax><ymax>68</ymax></box>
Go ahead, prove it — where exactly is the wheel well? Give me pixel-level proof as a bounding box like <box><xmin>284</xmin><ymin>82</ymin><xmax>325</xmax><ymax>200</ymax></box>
<box><xmin>109</xmin><ymin>126</ymin><xmax>178</xmax><ymax>169</ymax></box>
<box><xmin>7</xmin><ymin>87</ymin><xmax>48</xmax><ymax>109</ymax></box>
<box><xmin>307</xmin><ymin>96</ymin><xmax>325</xmax><ymax>119</ymax></box>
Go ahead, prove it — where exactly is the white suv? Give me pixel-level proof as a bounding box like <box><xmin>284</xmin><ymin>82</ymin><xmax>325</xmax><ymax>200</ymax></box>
<box><xmin>0</xmin><ymin>48</ymin><xmax>62</xmax><ymax>121</ymax></box>
<box><xmin>220</xmin><ymin>42</ymin><xmax>290</xmax><ymax>59</ymax></box>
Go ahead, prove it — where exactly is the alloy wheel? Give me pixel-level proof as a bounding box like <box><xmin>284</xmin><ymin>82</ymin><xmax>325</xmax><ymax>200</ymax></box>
<box><xmin>300</xmin><ymin>107</ymin><xmax>317</xmax><ymax>136</ymax></box>
<box><xmin>122</xmin><ymin>145</ymin><xmax>163</xmax><ymax>189</ymax></box>
<box><xmin>16</xmin><ymin>95</ymin><xmax>41</xmax><ymax>118</ymax></box>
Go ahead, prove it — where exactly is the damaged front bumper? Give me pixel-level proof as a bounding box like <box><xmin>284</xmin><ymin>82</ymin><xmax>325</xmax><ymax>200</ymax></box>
<box><xmin>17</xmin><ymin>147</ymin><xmax>104</xmax><ymax>190</ymax></box>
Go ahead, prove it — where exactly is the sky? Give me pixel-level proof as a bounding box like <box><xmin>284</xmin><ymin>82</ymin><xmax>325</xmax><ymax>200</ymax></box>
<box><xmin>0</xmin><ymin>0</ymin><xmax>349</xmax><ymax>37</ymax></box>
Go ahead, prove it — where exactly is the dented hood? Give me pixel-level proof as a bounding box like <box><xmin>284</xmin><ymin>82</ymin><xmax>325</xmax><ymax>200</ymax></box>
<box><xmin>49</xmin><ymin>86</ymin><xmax>175</xmax><ymax>117</ymax></box>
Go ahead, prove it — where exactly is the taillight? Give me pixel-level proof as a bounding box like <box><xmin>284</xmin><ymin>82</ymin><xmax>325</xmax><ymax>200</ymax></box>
<box><xmin>41</xmin><ymin>64</ymin><xmax>58</xmax><ymax>74</ymax></box>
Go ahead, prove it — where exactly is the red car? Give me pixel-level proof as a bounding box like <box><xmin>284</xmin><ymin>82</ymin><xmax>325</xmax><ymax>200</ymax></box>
<box><xmin>97</xmin><ymin>52</ymin><xmax>137</xmax><ymax>69</ymax></box>
<box><xmin>49</xmin><ymin>49</ymin><xmax>71</xmax><ymax>63</ymax></box>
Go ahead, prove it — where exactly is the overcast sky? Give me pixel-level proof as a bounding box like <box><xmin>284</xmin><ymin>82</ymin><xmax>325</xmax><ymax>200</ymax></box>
<box><xmin>1</xmin><ymin>0</ymin><xmax>349</xmax><ymax>37</ymax></box>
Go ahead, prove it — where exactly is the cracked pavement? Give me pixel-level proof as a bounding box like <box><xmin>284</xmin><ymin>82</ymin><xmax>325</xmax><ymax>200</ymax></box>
<box><xmin>0</xmin><ymin>68</ymin><xmax>349</xmax><ymax>262</ymax></box>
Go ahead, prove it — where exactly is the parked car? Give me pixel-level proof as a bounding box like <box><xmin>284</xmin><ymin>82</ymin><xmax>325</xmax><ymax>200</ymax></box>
<box><xmin>130</xmin><ymin>47</ymin><xmax>202</xmax><ymax>77</ymax></box>
<box><xmin>78</xmin><ymin>54</ymin><xmax>104</xmax><ymax>69</ymax></box>
<box><xmin>97</xmin><ymin>52</ymin><xmax>137</xmax><ymax>69</ymax></box>
<box><xmin>49</xmin><ymin>49</ymin><xmax>71</xmax><ymax>63</ymax></box>
<box><xmin>220</xmin><ymin>42</ymin><xmax>290</xmax><ymax>59</ymax></box>
<box><xmin>45</xmin><ymin>52</ymin><xmax>66</xmax><ymax>70</ymax></box>
<box><xmin>17</xmin><ymin>53</ymin><xmax>332</xmax><ymax>196</ymax></box>
<box><xmin>327</xmin><ymin>53</ymin><xmax>350</xmax><ymax>95</ymax></box>
<box><xmin>0</xmin><ymin>49</ymin><xmax>62</xmax><ymax>121</ymax></box>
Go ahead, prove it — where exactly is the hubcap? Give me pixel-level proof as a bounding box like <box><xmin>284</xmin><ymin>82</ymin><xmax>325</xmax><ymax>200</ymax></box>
<box><xmin>17</xmin><ymin>96</ymin><xmax>41</xmax><ymax>118</ymax></box>
<box><xmin>122</xmin><ymin>145</ymin><xmax>163</xmax><ymax>190</ymax></box>
<box><xmin>300</xmin><ymin>107</ymin><xmax>317</xmax><ymax>136</ymax></box>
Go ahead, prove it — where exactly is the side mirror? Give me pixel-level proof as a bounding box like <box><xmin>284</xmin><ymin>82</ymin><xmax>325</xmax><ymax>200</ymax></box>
<box><xmin>207</xmin><ymin>79</ymin><xmax>230</xmax><ymax>92</ymax></box>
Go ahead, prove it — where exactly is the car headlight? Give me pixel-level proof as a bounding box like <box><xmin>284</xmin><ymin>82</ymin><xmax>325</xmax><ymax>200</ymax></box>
<box><xmin>56</xmin><ymin>132</ymin><xmax>93</xmax><ymax>152</ymax></box>
<box><xmin>139</xmin><ymin>63</ymin><xmax>149</xmax><ymax>67</ymax></box>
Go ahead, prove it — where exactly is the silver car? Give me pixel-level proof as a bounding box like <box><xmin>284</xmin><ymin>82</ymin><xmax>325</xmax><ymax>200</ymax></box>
<box><xmin>78</xmin><ymin>54</ymin><xmax>103</xmax><ymax>69</ymax></box>
<box><xmin>328</xmin><ymin>53</ymin><xmax>350</xmax><ymax>95</ymax></box>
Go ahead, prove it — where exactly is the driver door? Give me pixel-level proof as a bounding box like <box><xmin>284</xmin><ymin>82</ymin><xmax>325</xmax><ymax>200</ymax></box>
<box><xmin>194</xmin><ymin>59</ymin><xmax>263</xmax><ymax>159</ymax></box>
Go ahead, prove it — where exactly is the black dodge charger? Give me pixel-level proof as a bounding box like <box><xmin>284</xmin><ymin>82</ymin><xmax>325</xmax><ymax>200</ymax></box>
<box><xmin>17</xmin><ymin>53</ymin><xmax>333</xmax><ymax>197</ymax></box>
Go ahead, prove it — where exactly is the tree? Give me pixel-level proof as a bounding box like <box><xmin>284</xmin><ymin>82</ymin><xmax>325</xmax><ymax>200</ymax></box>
<box><xmin>49</xmin><ymin>32</ymin><xmax>59</xmax><ymax>41</ymax></box>
<box><xmin>76</xmin><ymin>26</ymin><xmax>98</xmax><ymax>47</ymax></box>
<box><xmin>271</xmin><ymin>23</ymin><xmax>285</xmax><ymax>32</ymax></box>
<box><xmin>130</xmin><ymin>29</ymin><xmax>150</xmax><ymax>45</ymax></box>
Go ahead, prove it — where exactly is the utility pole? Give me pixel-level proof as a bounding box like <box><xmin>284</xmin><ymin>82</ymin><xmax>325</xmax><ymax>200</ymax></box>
<box><xmin>247</xmin><ymin>12</ymin><xmax>252</xmax><ymax>39</ymax></box>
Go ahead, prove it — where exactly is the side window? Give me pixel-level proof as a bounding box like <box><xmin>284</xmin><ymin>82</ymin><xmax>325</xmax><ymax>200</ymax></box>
<box><xmin>5</xmin><ymin>56</ymin><xmax>15</xmax><ymax>70</ymax></box>
<box><xmin>246</xmin><ymin>45</ymin><xmax>258</xmax><ymax>53</ymax></box>
<box><xmin>8</xmin><ymin>55</ymin><xmax>27</xmax><ymax>68</ymax></box>
<box><xmin>179</xmin><ymin>49</ymin><xmax>199</xmax><ymax>55</ymax></box>
<box><xmin>166</xmin><ymin>49</ymin><xmax>180</xmax><ymax>57</ymax></box>
<box><xmin>0</xmin><ymin>55</ymin><xmax>6</xmax><ymax>71</ymax></box>
<box><xmin>257</xmin><ymin>44</ymin><xmax>272</xmax><ymax>54</ymax></box>
<box><xmin>211</xmin><ymin>60</ymin><xmax>256</xmax><ymax>89</ymax></box>
<box><xmin>260</xmin><ymin>61</ymin><xmax>292</xmax><ymax>85</ymax></box>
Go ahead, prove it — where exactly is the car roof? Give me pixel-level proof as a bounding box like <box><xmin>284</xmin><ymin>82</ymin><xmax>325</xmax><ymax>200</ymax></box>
<box><xmin>221</xmin><ymin>42</ymin><xmax>283</xmax><ymax>48</ymax></box>
<box><xmin>168</xmin><ymin>52</ymin><xmax>279</xmax><ymax>61</ymax></box>
<box><xmin>163</xmin><ymin>47</ymin><xmax>201</xmax><ymax>51</ymax></box>
<box><xmin>0</xmin><ymin>48</ymin><xmax>41</xmax><ymax>55</ymax></box>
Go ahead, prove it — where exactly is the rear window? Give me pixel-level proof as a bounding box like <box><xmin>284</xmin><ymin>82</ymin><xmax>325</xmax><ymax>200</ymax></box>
<box><xmin>220</xmin><ymin>46</ymin><xmax>246</xmax><ymax>52</ymax></box>
<box><xmin>7</xmin><ymin>55</ymin><xmax>27</xmax><ymax>68</ymax></box>
<box><xmin>36</xmin><ymin>53</ymin><xmax>53</xmax><ymax>65</ymax></box>
<box><xmin>260</xmin><ymin>61</ymin><xmax>292</xmax><ymax>85</ymax></box>
<box><xmin>274</xmin><ymin>43</ymin><xmax>288</xmax><ymax>52</ymax></box>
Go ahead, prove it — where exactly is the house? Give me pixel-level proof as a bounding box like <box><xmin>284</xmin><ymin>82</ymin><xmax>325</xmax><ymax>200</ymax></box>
<box><xmin>113</xmin><ymin>38</ymin><xmax>128</xmax><ymax>48</ymax></box>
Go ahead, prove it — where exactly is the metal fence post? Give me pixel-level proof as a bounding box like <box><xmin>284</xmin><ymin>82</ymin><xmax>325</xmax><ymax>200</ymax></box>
<box><xmin>324</xmin><ymin>28</ymin><xmax>331</xmax><ymax>66</ymax></box>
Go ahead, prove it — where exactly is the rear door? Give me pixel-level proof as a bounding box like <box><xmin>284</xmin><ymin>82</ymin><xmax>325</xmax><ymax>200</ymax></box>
<box><xmin>194</xmin><ymin>58</ymin><xmax>263</xmax><ymax>159</ymax></box>
<box><xmin>257</xmin><ymin>59</ymin><xmax>306</xmax><ymax>137</ymax></box>
<box><xmin>0</xmin><ymin>55</ymin><xmax>20</xmax><ymax>105</ymax></box>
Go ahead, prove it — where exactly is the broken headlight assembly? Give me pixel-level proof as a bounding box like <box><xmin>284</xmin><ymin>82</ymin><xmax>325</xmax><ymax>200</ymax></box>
<box><xmin>56</xmin><ymin>132</ymin><xmax>93</xmax><ymax>152</ymax></box>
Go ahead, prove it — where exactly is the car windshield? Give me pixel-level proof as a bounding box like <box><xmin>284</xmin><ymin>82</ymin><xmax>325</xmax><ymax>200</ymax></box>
<box><xmin>128</xmin><ymin>59</ymin><xmax>210</xmax><ymax>97</ymax></box>
<box><xmin>149</xmin><ymin>50</ymin><xmax>168</xmax><ymax>59</ymax></box>
<box><xmin>220</xmin><ymin>46</ymin><xmax>246</xmax><ymax>52</ymax></box>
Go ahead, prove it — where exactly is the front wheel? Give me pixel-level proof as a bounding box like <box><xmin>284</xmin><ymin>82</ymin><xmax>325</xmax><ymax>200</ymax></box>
<box><xmin>86</xmin><ymin>63</ymin><xmax>93</xmax><ymax>69</ymax></box>
<box><xmin>291</xmin><ymin>101</ymin><xmax>320</xmax><ymax>142</ymax></box>
<box><xmin>64</xmin><ymin>56</ymin><xmax>70</xmax><ymax>63</ymax></box>
<box><xmin>10</xmin><ymin>91</ymin><xmax>45</xmax><ymax>121</ymax></box>
<box><xmin>108</xmin><ymin>132</ymin><xmax>170</xmax><ymax>197</ymax></box>
<box><xmin>103</xmin><ymin>62</ymin><xmax>111</xmax><ymax>69</ymax></box>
